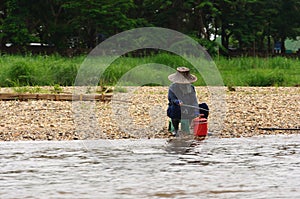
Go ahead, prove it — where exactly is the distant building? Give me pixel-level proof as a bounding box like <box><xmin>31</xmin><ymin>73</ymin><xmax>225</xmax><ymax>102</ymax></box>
<box><xmin>285</xmin><ymin>36</ymin><xmax>300</xmax><ymax>54</ymax></box>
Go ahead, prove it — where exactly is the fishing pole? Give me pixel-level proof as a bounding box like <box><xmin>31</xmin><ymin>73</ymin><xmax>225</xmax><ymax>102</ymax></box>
<box><xmin>109</xmin><ymin>100</ymin><xmax>209</xmax><ymax>112</ymax></box>
<box><xmin>181</xmin><ymin>104</ymin><xmax>209</xmax><ymax>112</ymax></box>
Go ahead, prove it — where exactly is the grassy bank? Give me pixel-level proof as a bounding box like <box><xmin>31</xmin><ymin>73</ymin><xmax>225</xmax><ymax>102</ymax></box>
<box><xmin>0</xmin><ymin>54</ymin><xmax>299</xmax><ymax>87</ymax></box>
<box><xmin>216</xmin><ymin>56</ymin><xmax>300</xmax><ymax>87</ymax></box>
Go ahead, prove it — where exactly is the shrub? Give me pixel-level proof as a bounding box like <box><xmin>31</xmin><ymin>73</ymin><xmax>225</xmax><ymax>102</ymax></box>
<box><xmin>7</xmin><ymin>61</ymin><xmax>35</xmax><ymax>86</ymax></box>
<box><xmin>50</xmin><ymin>63</ymin><xmax>78</xmax><ymax>86</ymax></box>
<box><xmin>246</xmin><ymin>71</ymin><xmax>285</xmax><ymax>86</ymax></box>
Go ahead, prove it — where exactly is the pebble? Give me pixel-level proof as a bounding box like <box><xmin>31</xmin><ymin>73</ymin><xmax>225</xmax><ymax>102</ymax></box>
<box><xmin>0</xmin><ymin>86</ymin><xmax>299</xmax><ymax>141</ymax></box>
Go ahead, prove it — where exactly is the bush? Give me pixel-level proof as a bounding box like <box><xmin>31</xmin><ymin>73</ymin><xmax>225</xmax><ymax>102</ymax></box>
<box><xmin>51</xmin><ymin>63</ymin><xmax>78</xmax><ymax>86</ymax></box>
<box><xmin>246</xmin><ymin>71</ymin><xmax>285</xmax><ymax>86</ymax></box>
<box><xmin>7</xmin><ymin>61</ymin><xmax>35</xmax><ymax>86</ymax></box>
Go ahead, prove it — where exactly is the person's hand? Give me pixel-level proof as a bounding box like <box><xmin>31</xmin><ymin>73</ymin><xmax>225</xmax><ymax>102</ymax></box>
<box><xmin>174</xmin><ymin>99</ymin><xmax>183</xmax><ymax>106</ymax></box>
<box><xmin>194</xmin><ymin>111</ymin><xmax>200</xmax><ymax>118</ymax></box>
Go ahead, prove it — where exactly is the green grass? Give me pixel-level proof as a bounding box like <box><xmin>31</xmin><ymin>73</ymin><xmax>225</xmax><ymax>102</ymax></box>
<box><xmin>0</xmin><ymin>54</ymin><xmax>299</xmax><ymax>87</ymax></box>
<box><xmin>0</xmin><ymin>54</ymin><xmax>84</xmax><ymax>87</ymax></box>
<box><xmin>215</xmin><ymin>56</ymin><xmax>300</xmax><ymax>86</ymax></box>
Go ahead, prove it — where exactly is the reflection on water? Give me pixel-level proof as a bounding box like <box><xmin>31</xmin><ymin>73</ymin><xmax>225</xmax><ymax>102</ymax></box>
<box><xmin>0</xmin><ymin>135</ymin><xmax>299</xmax><ymax>199</ymax></box>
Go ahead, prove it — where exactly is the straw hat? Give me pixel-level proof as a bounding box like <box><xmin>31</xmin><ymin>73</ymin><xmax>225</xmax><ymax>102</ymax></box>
<box><xmin>168</xmin><ymin>67</ymin><xmax>197</xmax><ymax>84</ymax></box>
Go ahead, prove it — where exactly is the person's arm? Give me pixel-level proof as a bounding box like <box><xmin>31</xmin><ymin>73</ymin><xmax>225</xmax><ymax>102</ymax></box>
<box><xmin>168</xmin><ymin>88</ymin><xmax>182</xmax><ymax>106</ymax></box>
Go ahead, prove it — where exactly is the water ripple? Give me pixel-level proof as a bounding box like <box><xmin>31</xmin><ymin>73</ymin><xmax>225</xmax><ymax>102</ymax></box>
<box><xmin>0</xmin><ymin>135</ymin><xmax>299</xmax><ymax>199</ymax></box>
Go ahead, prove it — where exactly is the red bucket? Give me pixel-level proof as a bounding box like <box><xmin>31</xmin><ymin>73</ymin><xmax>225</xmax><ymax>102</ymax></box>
<box><xmin>193</xmin><ymin>117</ymin><xmax>208</xmax><ymax>136</ymax></box>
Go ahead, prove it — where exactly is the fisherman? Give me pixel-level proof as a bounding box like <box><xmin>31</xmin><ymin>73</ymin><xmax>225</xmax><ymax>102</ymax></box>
<box><xmin>167</xmin><ymin>67</ymin><xmax>203</xmax><ymax>137</ymax></box>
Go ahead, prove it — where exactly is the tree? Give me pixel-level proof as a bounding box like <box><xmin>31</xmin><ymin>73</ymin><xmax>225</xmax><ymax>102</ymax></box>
<box><xmin>1</xmin><ymin>0</ymin><xmax>299</xmax><ymax>55</ymax></box>
<box><xmin>270</xmin><ymin>0</ymin><xmax>300</xmax><ymax>53</ymax></box>
<box><xmin>63</xmin><ymin>0</ymin><xmax>144</xmax><ymax>48</ymax></box>
<box><xmin>0</xmin><ymin>0</ymin><xmax>34</xmax><ymax>47</ymax></box>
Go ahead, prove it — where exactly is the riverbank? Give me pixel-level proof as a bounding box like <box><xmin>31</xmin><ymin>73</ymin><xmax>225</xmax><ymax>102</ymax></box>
<box><xmin>0</xmin><ymin>86</ymin><xmax>299</xmax><ymax>141</ymax></box>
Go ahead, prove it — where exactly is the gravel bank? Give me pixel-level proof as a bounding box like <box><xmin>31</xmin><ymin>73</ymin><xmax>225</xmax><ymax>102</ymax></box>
<box><xmin>0</xmin><ymin>86</ymin><xmax>299</xmax><ymax>141</ymax></box>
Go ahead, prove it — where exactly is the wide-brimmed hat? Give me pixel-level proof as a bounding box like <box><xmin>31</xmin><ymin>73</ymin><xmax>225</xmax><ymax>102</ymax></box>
<box><xmin>168</xmin><ymin>67</ymin><xmax>197</xmax><ymax>83</ymax></box>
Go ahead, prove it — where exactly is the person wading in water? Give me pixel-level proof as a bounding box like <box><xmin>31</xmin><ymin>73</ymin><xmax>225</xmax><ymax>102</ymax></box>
<box><xmin>167</xmin><ymin>67</ymin><xmax>200</xmax><ymax>137</ymax></box>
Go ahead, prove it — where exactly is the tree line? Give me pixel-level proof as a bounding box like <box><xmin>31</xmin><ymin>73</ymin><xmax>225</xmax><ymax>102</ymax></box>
<box><xmin>0</xmin><ymin>0</ymin><xmax>299</xmax><ymax>56</ymax></box>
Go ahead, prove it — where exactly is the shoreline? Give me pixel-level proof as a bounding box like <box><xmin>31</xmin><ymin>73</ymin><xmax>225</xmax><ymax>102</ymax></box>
<box><xmin>0</xmin><ymin>86</ymin><xmax>299</xmax><ymax>141</ymax></box>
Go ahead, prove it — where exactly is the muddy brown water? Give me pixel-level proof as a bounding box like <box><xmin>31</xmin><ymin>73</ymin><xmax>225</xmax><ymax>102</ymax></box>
<box><xmin>0</xmin><ymin>134</ymin><xmax>299</xmax><ymax>199</ymax></box>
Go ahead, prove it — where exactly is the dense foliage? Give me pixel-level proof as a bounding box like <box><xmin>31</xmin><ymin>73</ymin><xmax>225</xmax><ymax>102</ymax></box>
<box><xmin>0</xmin><ymin>0</ymin><xmax>300</xmax><ymax>55</ymax></box>
<box><xmin>0</xmin><ymin>54</ymin><xmax>299</xmax><ymax>87</ymax></box>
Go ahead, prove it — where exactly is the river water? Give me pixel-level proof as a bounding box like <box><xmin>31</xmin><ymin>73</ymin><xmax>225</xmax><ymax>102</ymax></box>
<box><xmin>0</xmin><ymin>134</ymin><xmax>299</xmax><ymax>199</ymax></box>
